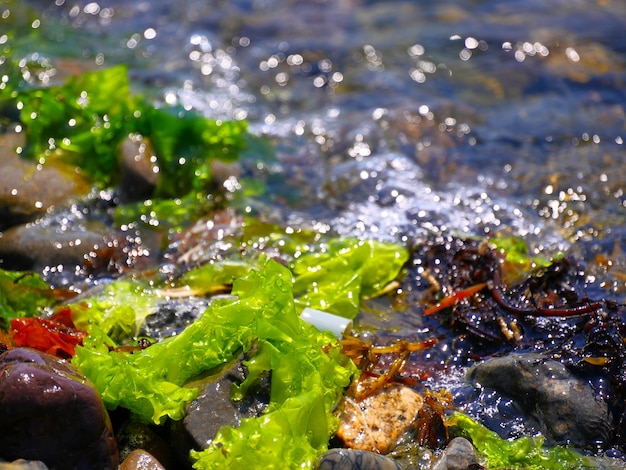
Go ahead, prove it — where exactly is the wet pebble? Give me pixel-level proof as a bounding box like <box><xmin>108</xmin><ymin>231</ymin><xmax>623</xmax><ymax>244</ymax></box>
<box><xmin>118</xmin><ymin>450</ymin><xmax>166</xmax><ymax>470</ymax></box>
<box><xmin>335</xmin><ymin>384</ymin><xmax>423</xmax><ymax>454</ymax></box>
<box><xmin>0</xmin><ymin>133</ymin><xmax>90</xmax><ymax>229</ymax></box>
<box><xmin>118</xmin><ymin>135</ymin><xmax>159</xmax><ymax>202</ymax></box>
<box><xmin>317</xmin><ymin>448</ymin><xmax>403</xmax><ymax>470</ymax></box>
<box><xmin>431</xmin><ymin>437</ymin><xmax>478</xmax><ymax>470</ymax></box>
<box><xmin>0</xmin><ymin>348</ymin><xmax>118</xmax><ymax>469</ymax></box>
<box><xmin>0</xmin><ymin>460</ymin><xmax>49</xmax><ymax>470</ymax></box>
<box><xmin>0</xmin><ymin>218</ymin><xmax>113</xmax><ymax>271</ymax></box>
<box><xmin>116</xmin><ymin>421</ymin><xmax>173</xmax><ymax>469</ymax></box>
<box><xmin>467</xmin><ymin>352</ymin><xmax>611</xmax><ymax>450</ymax></box>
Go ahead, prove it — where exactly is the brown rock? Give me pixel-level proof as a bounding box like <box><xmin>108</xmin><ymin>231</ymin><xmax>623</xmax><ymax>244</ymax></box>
<box><xmin>119</xmin><ymin>450</ymin><xmax>166</xmax><ymax>470</ymax></box>
<box><xmin>0</xmin><ymin>133</ymin><xmax>90</xmax><ymax>229</ymax></box>
<box><xmin>118</xmin><ymin>135</ymin><xmax>159</xmax><ymax>202</ymax></box>
<box><xmin>335</xmin><ymin>384</ymin><xmax>423</xmax><ymax>454</ymax></box>
<box><xmin>116</xmin><ymin>421</ymin><xmax>173</xmax><ymax>469</ymax></box>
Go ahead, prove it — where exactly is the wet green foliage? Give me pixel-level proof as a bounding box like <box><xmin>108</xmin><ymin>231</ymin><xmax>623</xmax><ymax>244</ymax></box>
<box><xmin>72</xmin><ymin>258</ymin><xmax>357</xmax><ymax>468</ymax></box>
<box><xmin>0</xmin><ymin>269</ymin><xmax>57</xmax><ymax>326</ymax></box>
<box><xmin>489</xmin><ymin>234</ymin><xmax>563</xmax><ymax>286</ymax></box>
<box><xmin>8</xmin><ymin>64</ymin><xmax>248</xmax><ymax>190</ymax></box>
<box><xmin>171</xmin><ymin>226</ymin><xmax>409</xmax><ymax>320</ymax></box>
<box><xmin>292</xmin><ymin>238</ymin><xmax>409</xmax><ymax>318</ymax></box>
<box><xmin>448</xmin><ymin>412</ymin><xmax>595</xmax><ymax>470</ymax></box>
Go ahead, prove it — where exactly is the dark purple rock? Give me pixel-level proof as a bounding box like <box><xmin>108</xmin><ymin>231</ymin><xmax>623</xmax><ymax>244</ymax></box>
<box><xmin>0</xmin><ymin>348</ymin><xmax>118</xmax><ymax>470</ymax></box>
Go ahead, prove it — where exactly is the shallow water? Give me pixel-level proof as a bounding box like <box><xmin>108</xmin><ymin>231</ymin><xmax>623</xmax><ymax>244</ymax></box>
<box><xmin>6</xmin><ymin>1</ymin><xmax>626</xmax><ymax>255</ymax></box>
<box><xmin>3</xmin><ymin>0</ymin><xmax>626</xmax><ymax>463</ymax></box>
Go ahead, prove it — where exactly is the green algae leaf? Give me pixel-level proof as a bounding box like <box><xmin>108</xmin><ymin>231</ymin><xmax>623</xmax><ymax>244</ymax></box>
<box><xmin>141</xmin><ymin>106</ymin><xmax>248</xmax><ymax>199</ymax></box>
<box><xmin>489</xmin><ymin>234</ymin><xmax>562</xmax><ymax>286</ymax></box>
<box><xmin>170</xmin><ymin>233</ymin><xmax>409</xmax><ymax>320</ymax></box>
<box><xmin>173</xmin><ymin>259</ymin><xmax>255</xmax><ymax>296</ymax></box>
<box><xmin>190</xmin><ymin>260</ymin><xmax>356</xmax><ymax>470</ymax></box>
<box><xmin>0</xmin><ymin>269</ymin><xmax>57</xmax><ymax>326</ymax></box>
<box><xmin>67</xmin><ymin>279</ymin><xmax>157</xmax><ymax>342</ymax></box>
<box><xmin>17</xmin><ymin>65</ymin><xmax>132</xmax><ymax>185</ymax></box>
<box><xmin>7</xmin><ymin>63</ymin><xmax>251</xmax><ymax>215</ymax></box>
<box><xmin>447</xmin><ymin>412</ymin><xmax>595</xmax><ymax>470</ymax></box>
<box><xmin>292</xmin><ymin>238</ymin><xmax>409</xmax><ymax>319</ymax></box>
<box><xmin>71</xmin><ymin>257</ymin><xmax>356</xmax><ymax>458</ymax></box>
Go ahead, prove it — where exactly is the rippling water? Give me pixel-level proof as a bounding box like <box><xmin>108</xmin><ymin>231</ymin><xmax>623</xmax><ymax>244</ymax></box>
<box><xmin>7</xmin><ymin>1</ymin><xmax>626</xmax><ymax>253</ymax></box>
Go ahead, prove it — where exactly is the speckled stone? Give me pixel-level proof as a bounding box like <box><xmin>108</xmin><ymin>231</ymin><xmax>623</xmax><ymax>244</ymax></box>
<box><xmin>317</xmin><ymin>448</ymin><xmax>403</xmax><ymax>470</ymax></box>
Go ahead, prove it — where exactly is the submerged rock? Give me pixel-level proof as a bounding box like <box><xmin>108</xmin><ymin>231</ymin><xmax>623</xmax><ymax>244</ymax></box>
<box><xmin>467</xmin><ymin>352</ymin><xmax>611</xmax><ymax>449</ymax></box>
<box><xmin>317</xmin><ymin>448</ymin><xmax>403</xmax><ymax>470</ymax></box>
<box><xmin>0</xmin><ymin>348</ymin><xmax>118</xmax><ymax>470</ymax></box>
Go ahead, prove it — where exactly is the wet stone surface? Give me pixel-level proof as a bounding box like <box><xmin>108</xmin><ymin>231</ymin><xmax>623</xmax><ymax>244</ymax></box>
<box><xmin>467</xmin><ymin>352</ymin><xmax>612</xmax><ymax>450</ymax></box>
<box><xmin>0</xmin><ymin>218</ymin><xmax>113</xmax><ymax>271</ymax></box>
<box><xmin>0</xmin><ymin>348</ymin><xmax>118</xmax><ymax>470</ymax></box>
<box><xmin>317</xmin><ymin>448</ymin><xmax>403</xmax><ymax>470</ymax></box>
<box><xmin>118</xmin><ymin>450</ymin><xmax>166</xmax><ymax>470</ymax></box>
<box><xmin>430</xmin><ymin>437</ymin><xmax>478</xmax><ymax>470</ymax></box>
<box><xmin>170</xmin><ymin>356</ymin><xmax>270</xmax><ymax>461</ymax></box>
<box><xmin>0</xmin><ymin>134</ymin><xmax>91</xmax><ymax>231</ymax></box>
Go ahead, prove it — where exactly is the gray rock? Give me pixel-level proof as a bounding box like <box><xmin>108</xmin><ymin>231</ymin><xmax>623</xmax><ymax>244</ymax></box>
<box><xmin>317</xmin><ymin>448</ymin><xmax>403</xmax><ymax>470</ymax></box>
<box><xmin>169</xmin><ymin>356</ymin><xmax>269</xmax><ymax>459</ymax></box>
<box><xmin>0</xmin><ymin>133</ymin><xmax>90</xmax><ymax>229</ymax></box>
<box><xmin>0</xmin><ymin>348</ymin><xmax>118</xmax><ymax>469</ymax></box>
<box><xmin>431</xmin><ymin>437</ymin><xmax>478</xmax><ymax>470</ymax></box>
<box><xmin>467</xmin><ymin>352</ymin><xmax>611</xmax><ymax>449</ymax></box>
<box><xmin>0</xmin><ymin>217</ymin><xmax>112</xmax><ymax>270</ymax></box>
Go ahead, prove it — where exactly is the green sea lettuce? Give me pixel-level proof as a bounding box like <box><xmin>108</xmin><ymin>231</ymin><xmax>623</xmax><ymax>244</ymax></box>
<box><xmin>11</xmin><ymin>64</ymin><xmax>248</xmax><ymax>192</ymax></box>
<box><xmin>0</xmin><ymin>268</ymin><xmax>57</xmax><ymax>326</ymax></box>
<box><xmin>68</xmin><ymin>279</ymin><xmax>156</xmax><ymax>342</ymax></box>
<box><xmin>292</xmin><ymin>238</ymin><xmax>409</xmax><ymax>318</ymax></box>
<box><xmin>170</xmin><ymin>235</ymin><xmax>409</xmax><ymax>320</ymax></box>
<box><xmin>72</xmin><ymin>258</ymin><xmax>356</xmax><ymax>469</ymax></box>
<box><xmin>489</xmin><ymin>234</ymin><xmax>563</xmax><ymax>286</ymax></box>
<box><xmin>447</xmin><ymin>412</ymin><xmax>595</xmax><ymax>470</ymax></box>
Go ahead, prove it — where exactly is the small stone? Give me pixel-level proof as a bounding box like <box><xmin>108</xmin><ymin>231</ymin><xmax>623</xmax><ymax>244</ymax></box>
<box><xmin>169</xmin><ymin>356</ymin><xmax>269</xmax><ymax>460</ymax></box>
<box><xmin>317</xmin><ymin>448</ymin><xmax>403</xmax><ymax>470</ymax></box>
<box><xmin>0</xmin><ymin>133</ymin><xmax>90</xmax><ymax>229</ymax></box>
<box><xmin>119</xmin><ymin>450</ymin><xmax>166</xmax><ymax>470</ymax></box>
<box><xmin>431</xmin><ymin>437</ymin><xmax>478</xmax><ymax>470</ymax></box>
<box><xmin>0</xmin><ymin>218</ymin><xmax>112</xmax><ymax>271</ymax></box>
<box><xmin>118</xmin><ymin>135</ymin><xmax>159</xmax><ymax>202</ymax></box>
<box><xmin>116</xmin><ymin>421</ymin><xmax>173</xmax><ymax>469</ymax></box>
<box><xmin>0</xmin><ymin>460</ymin><xmax>49</xmax><ymax>470</ymax></box>
<box><xmin>0</xmin><ymin>348</ymin><xmax>118</xmax><ymax>470</ymax></box>
<box><xmin>335</xmin><ymin>384</ymin><xmax>423</xmax><ymax>454</ymax></box>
